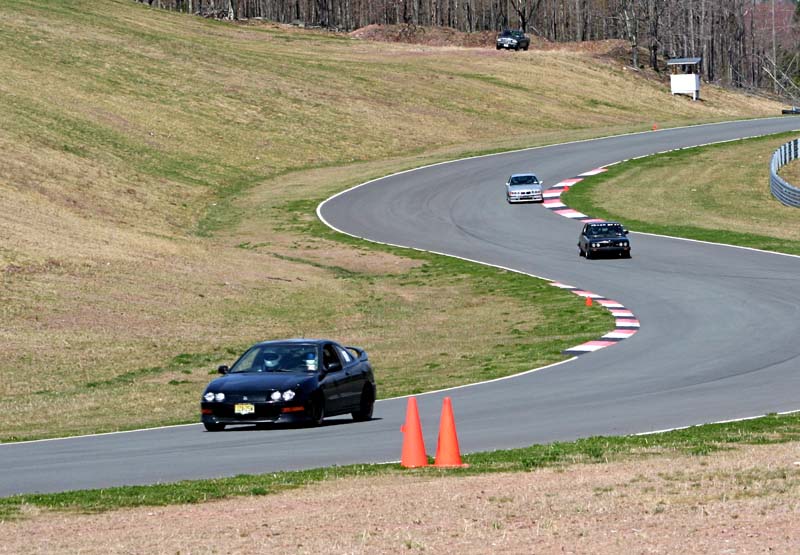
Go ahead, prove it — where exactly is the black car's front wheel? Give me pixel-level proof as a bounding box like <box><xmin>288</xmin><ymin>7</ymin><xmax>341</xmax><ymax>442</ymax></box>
<box><xmin>203</xmin><ymin>422</ymin><xmax>226</xmax><ymax>432</ymax></box>
<box><xmin>309</xmin><ymin>396</ymin><xmax>325</xmax><ymax>427</ymax></box>
<box><xmin>352</xmin><ymin>385</ymin><xmax>375</xmax><ymax>422</ymax></box>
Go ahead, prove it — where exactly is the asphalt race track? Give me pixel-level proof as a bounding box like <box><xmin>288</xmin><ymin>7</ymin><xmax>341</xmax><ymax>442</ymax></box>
<box><xmin>4</xmin><ymin>118</ymin><xmax>800</xmax><ymax>496</ymax></box>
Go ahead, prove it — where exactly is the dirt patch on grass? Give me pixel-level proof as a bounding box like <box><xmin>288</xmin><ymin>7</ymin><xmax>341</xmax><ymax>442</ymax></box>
<box><xmin>348</xmin><ymin>24</ymin><xmax>631</xmax><ymax>55</ymax></box>
<box><xmin>349</xmin><ymin>24</ymin><xmax>653</xmax><ymax>69</ymax></box>
<box><xmin>3</xmin><ymin>442</ymin><xmax>799</xmax><ymax>554</ymax></box>
<box><xmin>350</xmin><ymin>23</ymin><xmax>520</xmax><ymax>49</ymax></box>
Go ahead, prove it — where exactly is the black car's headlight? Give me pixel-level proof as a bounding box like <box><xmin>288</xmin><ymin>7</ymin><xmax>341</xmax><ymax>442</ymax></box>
<box><xmin>270</xmin><ymin>390</ymin><xmax>296</xmax><ymax>401</ymax></box>
<box><xmin>203</xmin><ymin>392</ymin><xmax>225</xmax><ymax>402</ymax></box>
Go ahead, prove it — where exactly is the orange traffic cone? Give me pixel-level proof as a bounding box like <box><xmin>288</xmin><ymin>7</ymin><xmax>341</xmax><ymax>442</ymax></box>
<box><xmin>400</xmin><ymin>397</ymin><xmax>428</xmax><ymax>468</ymax></box>
<box><xmin>434</xmin><ymin>397</ymin><xmax>468</xmax><ymax>468</ymax></box>
<box><xmin>585</xmin><ymin>296</ymin><xmax>593</xmax><ymax>307</ymax></box>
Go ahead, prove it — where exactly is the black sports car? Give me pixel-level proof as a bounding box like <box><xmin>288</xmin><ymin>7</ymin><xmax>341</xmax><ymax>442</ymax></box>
<box><xmin>200</xmin><ymin>339</ymin><xmax>376</xmax><ymax>431</ymax></box>
<box><xmin>578</xmin><ymin>221</ymin><xmax>631</xmax><ymax>259</ymax></box>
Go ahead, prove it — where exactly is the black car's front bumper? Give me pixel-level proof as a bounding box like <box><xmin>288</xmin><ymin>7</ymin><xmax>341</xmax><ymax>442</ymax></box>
<box><xmin>201</xmin><ymin>401</ymin><xmax>310</xmax><ymax>426</ymax></box>
<box><xmin>587</xmin><ymin>244</ymin><xmax>631</xmax><ymax>257</ymax></box>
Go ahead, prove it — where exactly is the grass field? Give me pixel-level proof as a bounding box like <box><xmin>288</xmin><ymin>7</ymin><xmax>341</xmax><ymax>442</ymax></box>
<box><xmin>562</xmin><ymin>132</ymin><xmax>800</xmax><ymax>254</ymax></box>
<box><xmin>0</xmin><ymin>0</ymin><xmax>785</xmax><ymax>441</ymax></box>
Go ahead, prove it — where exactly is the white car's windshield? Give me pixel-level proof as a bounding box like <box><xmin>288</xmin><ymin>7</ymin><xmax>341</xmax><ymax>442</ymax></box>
<box><xmin>230</xmin><ymin>344</ymin><xmax>319</xmax><ymax>373</ymax></box>
<box><xmin>509</xmin><ymin>175</ymin><xmax>539</xmax><ymax>185</ymax></box>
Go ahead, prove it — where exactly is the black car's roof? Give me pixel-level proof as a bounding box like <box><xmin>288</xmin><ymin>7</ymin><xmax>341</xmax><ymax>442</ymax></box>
<box><xmin>252</xmin><ymin>338</ymin><xmax>334</xmax><ymax>347</ymax></box>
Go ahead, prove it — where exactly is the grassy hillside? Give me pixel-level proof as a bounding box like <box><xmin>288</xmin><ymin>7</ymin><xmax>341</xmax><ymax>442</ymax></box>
<box><xmin>0</xmin><ymin>0</ymin><xmax>783</xmax><ymax>440</ymax></box>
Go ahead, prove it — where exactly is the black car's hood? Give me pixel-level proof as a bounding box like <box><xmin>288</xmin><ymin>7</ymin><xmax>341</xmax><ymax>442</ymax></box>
<box><xmin>207</xmin><ymin>373</ymin><xmax>314</xmax><ymax>393</ymax></box>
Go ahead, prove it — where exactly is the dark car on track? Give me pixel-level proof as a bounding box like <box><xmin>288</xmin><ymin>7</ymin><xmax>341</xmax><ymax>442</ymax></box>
<box><xmin>578</xmin><ymin>221</ymin><xmax>631</xmax><ymax>259</ymax></box>
<box><xmin>201</xmin><ymin>339</ymin><xmax>376</xmax><ymax>431</ymax></box>
<box><xmin>496</xmin><ymin>29</ymin><xmax>530</xmax><ymax>51</ymax></box>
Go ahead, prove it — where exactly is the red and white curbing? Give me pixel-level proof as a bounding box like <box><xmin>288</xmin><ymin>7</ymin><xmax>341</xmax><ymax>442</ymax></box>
<box><xmin>547</xmin><ymin>168</ymin><xmax>640</xmax><ymax>355</ymax></box>
<box><xmin>553</xmin><ymin>282</ymin><xmax>640</xmax><ymax>355</ymax></box>
<box><xmin>542</xmin><ymin>168</ymin><xmax>610</xmax><ymax>224</ymax></box>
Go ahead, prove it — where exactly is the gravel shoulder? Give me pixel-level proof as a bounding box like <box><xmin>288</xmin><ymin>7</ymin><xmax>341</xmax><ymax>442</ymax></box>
<box><xmin>3</xmin><ymin>442</ymin><xmax>799</xmax><ymax>554</ymax></box>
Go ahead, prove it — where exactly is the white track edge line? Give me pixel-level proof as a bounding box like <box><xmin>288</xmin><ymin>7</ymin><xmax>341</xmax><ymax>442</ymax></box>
<box><xmin>636</xmin><ymin>408</ymin><xmax>800</xmax><ymax>436</ymax></box>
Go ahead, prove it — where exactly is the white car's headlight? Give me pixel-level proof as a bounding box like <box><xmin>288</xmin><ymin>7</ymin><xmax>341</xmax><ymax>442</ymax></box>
<box><xmin>282</xmin><ymin>390</ymin><xmax>296</xmax><ymax>401</ymax></box>
<box><xmin>271</xmin><ymin>391</ymin><xmax>282</xmax><ymax>401</ymax></box>
<box><xmin>214</xmin><ymin>392</ymin><xmax>225</xmax><ymax>402</ymax></box>
<box><xmin>204</xmin><ymin>392</ymin><xmax>215</xmax><ymax>402</ymax></box>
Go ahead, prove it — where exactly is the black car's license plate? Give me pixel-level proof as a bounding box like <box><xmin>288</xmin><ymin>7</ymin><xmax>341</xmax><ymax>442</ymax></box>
<box><xmin>234</xmin><ymin>403</ymin><xmax>255</xmax><ymax>415</ymax></box>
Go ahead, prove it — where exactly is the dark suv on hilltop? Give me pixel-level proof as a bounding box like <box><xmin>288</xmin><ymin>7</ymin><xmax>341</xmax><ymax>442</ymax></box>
<box><xmin>496</xmin><ymin>29</ymin><xmax>530</xmax><ymax>51</ymax></box>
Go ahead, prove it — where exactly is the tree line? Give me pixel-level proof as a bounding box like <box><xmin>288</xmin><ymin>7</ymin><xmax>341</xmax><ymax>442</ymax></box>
<box><xmin>136</xmin><ymin>0</ymin><xmax>800</xmax><ymax>96</ymax></box>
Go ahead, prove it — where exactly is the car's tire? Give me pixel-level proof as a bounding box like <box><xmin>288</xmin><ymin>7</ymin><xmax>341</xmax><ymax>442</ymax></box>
<box><xmin>352</xmin><ymin>385</ymin><xmax>375</xmax><ymax>422</ymax></box>
<box><xmin>203</xmin><ymin>422</ymin><xmax>225</xmax><ymax>432</ymax></box>
<box><xmin>585</xmin><ymin>249</ymin><xmax>593</xmax><ymax>260</ymax></box>
<box><xmin>496</xmin><ymin>46</ymin><xmax>501</xmax><ymax>50</ymax></box>
<box><xmin>309</xmin><ymin>396</ymin><xmax>325</xmax><ymax>427</ymax></box>
<box><xmin>514</xmin><ymin>45</ymin><xmax>520</xmax><ymax>51</ymax></box>
<box><xmin>523</xmin><ymin>45</ymin><xmax>529</xmax><ymax>51</ymax></box>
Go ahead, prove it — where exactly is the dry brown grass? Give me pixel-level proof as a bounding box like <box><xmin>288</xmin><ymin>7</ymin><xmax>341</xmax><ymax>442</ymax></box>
<box><xmin>2</xmin><ymin>441</ymin><xmax>798</xmax><ymax>554</ymax></box>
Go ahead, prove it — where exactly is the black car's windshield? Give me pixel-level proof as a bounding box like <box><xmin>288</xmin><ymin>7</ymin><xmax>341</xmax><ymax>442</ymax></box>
<box><xmin>509</xmin><ymin>175</ymin><xmax>539</xmax><ymax>185</ymax></box>
<box><xmin>586</xmin><ymin>224</ymin><xmax>625</xmax><ymax>238</ymax></box>
<box><xmin>230</xmin><ymin>344</ymin><xmax>319</xmax><ymax>373</ymax></box>
<box><xmin>500</xmin><ymin>29</ymin><xmax>512</xmax><ymax>37</ymax></box>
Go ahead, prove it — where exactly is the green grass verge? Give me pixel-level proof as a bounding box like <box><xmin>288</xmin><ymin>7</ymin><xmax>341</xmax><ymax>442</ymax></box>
<box><xmin>2</xmin><ymin>411</ymin><xmax>797</xmax><ymax>519</ymax></box>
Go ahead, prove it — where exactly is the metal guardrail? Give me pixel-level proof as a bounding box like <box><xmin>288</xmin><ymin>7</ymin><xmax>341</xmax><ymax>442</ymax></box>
<box><xmin>770</xmin><ymin>138</ymin><xmax>800</xmax><ymax>207</ymax></box>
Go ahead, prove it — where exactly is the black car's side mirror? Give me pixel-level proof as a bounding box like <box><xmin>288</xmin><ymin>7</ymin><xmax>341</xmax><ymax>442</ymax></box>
<box><xmin>218</xmin><ymin>365</ymin><xmax>229</xmax><ymax>374</ymax></box>
<box><xmin>623</xmin><ymin>228</ymin><xmax>629</xmax><ymax>235</ymax></box>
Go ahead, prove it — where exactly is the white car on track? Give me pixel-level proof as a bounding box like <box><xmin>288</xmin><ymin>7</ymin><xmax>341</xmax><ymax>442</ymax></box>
<box><xmin>505</xmin><ymin>173</ymin><xmax>544</xmax><ymax>203</ymax></box>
